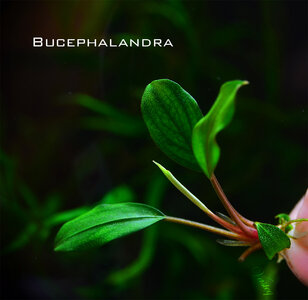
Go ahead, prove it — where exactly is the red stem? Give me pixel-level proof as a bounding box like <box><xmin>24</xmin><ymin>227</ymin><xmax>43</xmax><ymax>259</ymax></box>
<box><xmin>238</xmin><ymin>242</ymin><xmax>262</xmax><ymax>261</ymax></box>
<box><xmin>205</xmin><ymin>209</ymin><xmax>246</xmax><ymax>236</ymax></box>
<box><xmin>210</xmin><ymin>174</ymin><xmax>258</xmax><ymax>239</ymax></box>
<box><xmin>238</xmin><ymin>213</ymin><xmax>255</xmax><ymax>227</ymax></box>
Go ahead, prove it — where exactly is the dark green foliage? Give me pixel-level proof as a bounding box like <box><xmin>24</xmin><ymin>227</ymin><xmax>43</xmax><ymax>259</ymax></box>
<box><xmin>255</xmin><ymin>223</ymin><xmax>291</xmax><ymax>260</ymax></box>
<box><xmin>2</xmin><ymin>1</ymin><xmax>307</xmax><ymax>299</ymax></box>
<box><xmin>141</xmin><ymin>79</ymin><xmax>203</xmax><ymax>171</ymax></box>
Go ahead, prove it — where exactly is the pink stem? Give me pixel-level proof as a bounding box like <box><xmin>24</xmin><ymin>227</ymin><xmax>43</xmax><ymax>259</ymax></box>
<box><xmin>238</xmin><ymin>242</ymin><xmax>262</xmax><ymax>261</ymax></box>
<box><xmin>210</xmin><ymin>174</ymin><xmax>258</xmax><ymax>239</ymax></box>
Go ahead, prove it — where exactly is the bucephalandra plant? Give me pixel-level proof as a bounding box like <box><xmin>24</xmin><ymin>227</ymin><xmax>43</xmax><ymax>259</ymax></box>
<box><xmin>54</xmin><ymin>79</ymin><xmax>308</xmax><ymax>284</ymax></box>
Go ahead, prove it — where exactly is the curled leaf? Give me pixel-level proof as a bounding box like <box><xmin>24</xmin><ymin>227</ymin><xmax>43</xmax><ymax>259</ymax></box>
<box><xmin>192</xmin><ymin>80</ymin><xmax>248</xmax><ymax>178</ymax></box>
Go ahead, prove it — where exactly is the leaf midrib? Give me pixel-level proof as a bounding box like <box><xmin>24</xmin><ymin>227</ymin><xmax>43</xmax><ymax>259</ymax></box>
<box><xmin>56</xmin><ymin>215</ymin><xmax>164</xmax><ymax>247</ymax></box>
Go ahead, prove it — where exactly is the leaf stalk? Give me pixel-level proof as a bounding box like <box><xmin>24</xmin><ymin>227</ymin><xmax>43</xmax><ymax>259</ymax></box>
<box><xmin>238</xmin><ymin>242</ymin><xmax>262</xmax><ymax>262</ymax></box>
<box><xmin>154</xmin><ymin>161</ymin><xmax>245</xmax><ymax>234</ymax></box>
<box><xmin>165</xmin><ymin>216</ymin><xmax>251</xmax><ymax>241</ymax></box>
<box><xmin>210</xmin><ymin>174</ymin><xmax>258</xmax><ymax>239</ymax></box>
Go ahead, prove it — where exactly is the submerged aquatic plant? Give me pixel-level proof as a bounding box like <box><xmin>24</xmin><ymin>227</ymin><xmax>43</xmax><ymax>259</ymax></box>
<box><xmin>54</xmin><ymin>79</ymin><xmax>307</xmax><ymax>284</ymax></box>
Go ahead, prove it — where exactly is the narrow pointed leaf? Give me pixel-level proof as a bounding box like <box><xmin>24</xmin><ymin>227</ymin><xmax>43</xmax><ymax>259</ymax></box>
<box><xmin>216</xmin><ymin>239</ymin><xmax>251</xmax><ymax>247</ymax></box>
<box><xmin>54</xmin><ymin>203</ymin><xmax>165</xmax><ymax>252</ymax></box>
<box><xmin>141</xmin><ymin>79</ymin><xmax>203</xmax><ymax>171</ymax></box>
<box><xmin>255</xmin><ymin>222</ymin><xmax>291</xmax><ymax>260</ymax></box>
<box><xmin>192</xmin><ymin>80</ymin><xmax>248</xmax><ymax>178</ymax></box>
<box><xmin>216</xmin><ymin>212</ymin><xmax>236</xmax><ymax>225</ymax></box>
<box><xmin>153</xmin><ymin>161</ymin><xmax>212</xmax><ymax>216</ymax></box>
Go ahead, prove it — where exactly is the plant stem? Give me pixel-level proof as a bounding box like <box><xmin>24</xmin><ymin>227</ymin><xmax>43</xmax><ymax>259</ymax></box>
<box><xmin>153</xmin><ymin>161</ymin><xmax>243</xmax><ymax>234</ymax></box>
<box><xmin>210</xmin><ymin>174</ymin><xmax>258</xmax><ymax>239</ymax></box>
<box><xmin>281</xmin><ymin>218</ymin><xmax>308</xmax><ymax>231</ymax></box>
<box><xmin>238</xmin><ymin>214</ymin><xmax>255</xmax><ymax>227</ymax></box>
<box><xmin>238</xmin><ymin>242</ymin><xmax>262</xmax><ymax>262</ymax></box>
<box><xmin>285</xmin><ymin>218</ymin><xmax>308</xmax><ymax>226</ymax></box>
<box><xmin>165</xmin><ymin>216</ymin><xmax>251</xmax><ymax>241</ymax></box>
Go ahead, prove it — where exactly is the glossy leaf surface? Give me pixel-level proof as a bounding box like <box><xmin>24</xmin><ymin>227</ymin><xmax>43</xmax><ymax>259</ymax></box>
<box><xmin>255</xmin><ymin>222</ymin><xmax>291</xmax><ymax>260</ymax></box>
<box><xmin>192</xmin><ymin>80</ymin><xmax>248</xmax><ymax>178</ymax></box>
<box><xmin>141</xmin><ymin>79</ymin><xmax>203</xmax><ymax>171</ymax></box>
<box><xmin>55</xmin><ymin>203</ymin><xmax>165</xmax><ymax>252</ymax></box>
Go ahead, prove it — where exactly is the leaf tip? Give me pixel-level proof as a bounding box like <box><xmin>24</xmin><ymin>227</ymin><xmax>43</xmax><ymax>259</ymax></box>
<box><xmin>153</xmin><ymin>160</ymin><xmax>165</xmax><ymax>172</ymax></box>
<box><xmin>142</xmin><ymin>79</ymin><xmax>166</xmax><ymax>99</ymax></box>
<box><xmin>54</xmin><ymin>244</ymin><xmax>62</xmax><ymax>252</ymax></box>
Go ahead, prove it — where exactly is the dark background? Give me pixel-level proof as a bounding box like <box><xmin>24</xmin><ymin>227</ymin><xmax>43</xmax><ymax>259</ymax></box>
<box><xmin>1</xmin><ymin>0</ymin><xmax>307</xmax><ymax>299</ymax></box>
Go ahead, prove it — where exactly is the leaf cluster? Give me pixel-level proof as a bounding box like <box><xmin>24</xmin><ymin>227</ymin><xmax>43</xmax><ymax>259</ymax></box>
<box><xmin>54</xmin><ymin>79</ymin><xmax>293</xmax><ymax>263</ymax></box>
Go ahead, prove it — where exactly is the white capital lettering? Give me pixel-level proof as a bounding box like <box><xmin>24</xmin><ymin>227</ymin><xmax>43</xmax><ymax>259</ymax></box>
<box><xmin>153</xmin><ymin>39</ymin><xmax>162</xmax><ymax>47</ymax></box>
<box><xmin>87</xmin><ymin>39</ymin><xmax>97</xmax><ymax>47</ymax></box>
<box><xmin>67</xmin><ymin>39</ymin><xmax>75</xmax><ymax>47</ymax></box>
<box><xmin>77</xmin><ymin>39</ymin><xmax>85</xmax><ymax>47</ymax></box>
<box><xmin>109</xmin><ymin>39</ymin><xmax>117</xmax><ymax>47</ymax></box>
<box><xmin>33</xmin><ymin>37</ymin><xmax>43</xmax><ymax>47</ymax></box>
<box><xmin>142</xmin><ymin>39</ymin><xmax>151</xmax><ymax>47</ymax></box>
<box><xmin>164</xmin><ymin>39</ymin><xmax>173</xmax><ymax>47</ymax></box>
<box><xmin>98</xmin><ymin>39</ymin><xmax>108</xmax><ymax>47</ymax></box>
<box><xmin>56</xmin><ymin>39</ymin><xmax>65</xmax><ymax>47</ymax></box>
<box><xmin>118</xmin><ymin>39</ymin><xmax>128</xmax><ymax>47</ymax></box>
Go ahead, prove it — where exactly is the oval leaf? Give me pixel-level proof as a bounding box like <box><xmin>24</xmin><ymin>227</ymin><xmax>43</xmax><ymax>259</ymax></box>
<box><xmin>54</xmin><ymin>203</ymin><xmax>165</xmax><ymax>252</ymax></box>
<box><xmin>192</xmin><ymin>80</ymin><xmax>248</xmax><ymax>178</ymax></box>
<box><xmin>141</xmin><ymin>79</ymin><xmax>203</xmax><ymax>171</ymax></box>
<box><xmin>255</xmin><ymin>222</ymin><xmax>291</xmax><ymax>260</ymax></box>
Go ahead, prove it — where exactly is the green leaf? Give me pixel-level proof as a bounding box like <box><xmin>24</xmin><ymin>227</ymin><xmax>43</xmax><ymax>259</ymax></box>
<box><xmin>255</xmin><ymin>222</ymin><xmax>291</xmax><ymax>260</ymax></box>
<box><xmin>275</xmin><ymin>213</ymin><xmax>290</xmax><ymax>224</ymax></box>
<box><xmin>141</xmin><ymin>79</ymin><xmax>203</xmax><ymax>171</ymax></box>
<box><xmin>45</xmin><ymin>206</ymin><xmax>90</xmax><ymax>227</ymax></box>
<box><xmin>192</xmin><ymin>80</ymin><xmax>248</xmax><ymax>178</ymax></box>
<box><xmin>153</xmin><ymin>161</ymin><xmax>212</xmax><ymax>216</ymax></box>
<box><xmin>47</xmin><ymin>186</ymin><xmax>135</xmax><ymax>228</ymax></box>
<box><xmin>101</xmin><ymin>185</ymin><xmax>135</xmax><ymax>204</ymax></box>
<box><xmin>107</xmin><ymin>176</ymin><xmax>167</xmax><ymax>286</ymax></box>
<box><xmin>81</xmin><ymin>116</ymin><xmax>145</xmax><ymax>137</ymax></box>
<box><xmin>54</xmin><ymin>203</ymin><xmax>165</xmax><ymax>252</ymax></box>
<box><xmin>72</xmin><ymin>94</ymin><xmax>145</xmax><ymax>137</ymax></box>
<box><xmin>2</xmin><ymin>223</ymin><xmax>37</xmax><ymax>254</ymax></box>
<box><xmin>275</xmin><ymin>213</ymin><xmax>293</xmax><ymax>233</ymax></box>
<box><xmin>73</xmin><ymin>94</ymin><xmax>125</xmax><ymax>118</ymax></box>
